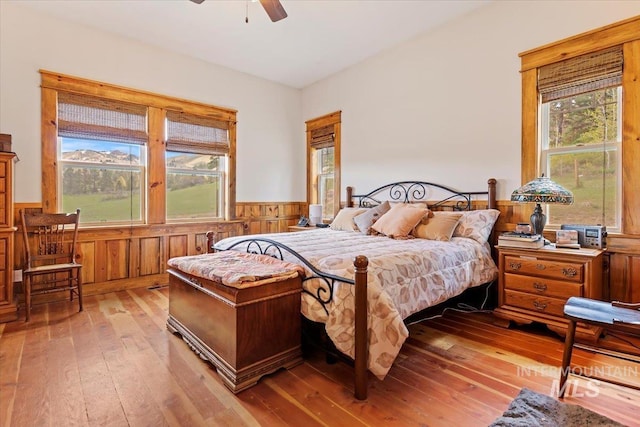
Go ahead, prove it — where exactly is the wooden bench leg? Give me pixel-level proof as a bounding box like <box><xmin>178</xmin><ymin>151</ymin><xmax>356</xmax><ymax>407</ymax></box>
<box><xmin>559</xmin><ymin>319</ymin><xmax>577</xmax><ymax>398</ymax></box>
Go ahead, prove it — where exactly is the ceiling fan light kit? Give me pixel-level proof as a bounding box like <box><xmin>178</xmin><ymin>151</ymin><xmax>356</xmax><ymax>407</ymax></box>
<box><xmin>189</xmin><ymin>0</ymin><xmax>288</xmax><ymax>22</ymax></box>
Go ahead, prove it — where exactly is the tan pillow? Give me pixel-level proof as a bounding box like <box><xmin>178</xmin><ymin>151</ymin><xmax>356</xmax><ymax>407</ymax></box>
<box><xmin>371</xmin><ymin>204</ymin><xmax>429</xmax><ymax>238</ymax></box>
<box><xmin>413</xmin><ymin>212</ymin><xmax>463</xmax><ymax>241</ymax></box>
<box><xmin>330</xmin><ymin>208</ymin><xmax>368</xmax><ymax>231</ymax></box>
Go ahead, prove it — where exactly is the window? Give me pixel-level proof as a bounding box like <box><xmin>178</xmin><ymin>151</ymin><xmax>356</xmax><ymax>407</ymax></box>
<box><xmin>519</xmin><ymin>17</ymin><xmax>640</xmax><ymax>234</ymax></box>
<box><xmin>306</xmin><ymin>112</ymin><xmax>341</xmax><ymax>220</ymax></box>
<box><xmin>315</xmin><ymin>146</ymin><xmax>335</xmax><ymax>219</ymax></box>
<box><xmin>60</xmin><ymin>138</ymin><xmax>146</xmax><ymax>224</ymax></box>
<box><xmin>537</xmin><ymin>47</ymin><xmax>623</xmax><ymax>231</ymax></box>
<box><xmin>165</xmin><ymin>111</ymin><xmax>229</xmax><ymax>221</ymax></box>
<box><xmin>41</xmin><ymin>70</ymin><xmax>237</xmax><ymax>225</ymax></box>
<box><xmin>57</xmin><ymin>92</ymin><xmax>148</xmax><ymax>224</ymax></box>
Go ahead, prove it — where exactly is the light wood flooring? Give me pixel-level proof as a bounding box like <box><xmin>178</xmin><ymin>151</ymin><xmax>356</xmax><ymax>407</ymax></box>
<box><xmin>1</xmin><ymin>286</ymin><xmax>639</xmax><ymax>426</ymax></box>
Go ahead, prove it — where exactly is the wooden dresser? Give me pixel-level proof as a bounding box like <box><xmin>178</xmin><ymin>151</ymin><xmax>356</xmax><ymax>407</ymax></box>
<box><xmin>493</xmin><ymin>245</ymin><xmax>604</xmax><ymax>342</ymax></box>
<box><xmin>0</xmin><ymin>150</ymin><xmax>17</xmax><ymax>322</ymax></box>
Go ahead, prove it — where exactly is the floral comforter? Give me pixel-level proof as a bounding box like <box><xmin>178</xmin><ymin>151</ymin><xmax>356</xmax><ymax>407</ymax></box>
<box><xmin>214</xmin><ymin>229</ymin><xmax>498</xmax><ymax>379</ymax></box>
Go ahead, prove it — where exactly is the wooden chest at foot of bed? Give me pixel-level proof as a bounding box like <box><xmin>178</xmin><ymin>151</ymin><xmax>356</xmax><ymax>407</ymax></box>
<box><xmin>166</xmin><ymin>267</ymin><xmax>303</xmax><ymax>393</ymax></box>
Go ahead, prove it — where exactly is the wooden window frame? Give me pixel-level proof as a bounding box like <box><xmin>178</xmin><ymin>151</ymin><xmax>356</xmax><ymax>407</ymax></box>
<box><xmin>519</xmin><ymin>16</ymin><xmax>640</xmax><ymax>234</ymax></box>
<box><xmin>40</xmin><ymin>70</ymin><xmax>237</xmax><ymax>224</ymax></box>
<box><xmin>305</xmin><ymin>111</ymin><xmax>341</xmax><ymax>218</ymax></box>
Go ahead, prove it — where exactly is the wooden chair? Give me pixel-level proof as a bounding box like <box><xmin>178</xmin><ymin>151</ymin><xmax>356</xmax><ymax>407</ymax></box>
<box><xmin>559</xmin><ymin>296</ymin><xmax>640</xmax><ymax>397</ymax></box>
<box><xmin>20</xmin><ymin>209</ymin><xmax>82</xmax><ymax>322</ymax></box>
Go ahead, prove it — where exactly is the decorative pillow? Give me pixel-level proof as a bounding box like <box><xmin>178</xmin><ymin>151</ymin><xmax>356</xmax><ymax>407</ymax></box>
<box><xmin>447</xmin><ymin>209</ymin><xmax>501</xmax><ymax>243</ymax></box>
<box><xmin>412</xmin><ymin>212</ymin><xmax>463</xmax><ymax>241</ymax></box>
<box><xmin>353</xmin><ymin>201</ymin><xmax>391</xmax><ymax>234</ymax></box>
<box><xmin>329</xmin><ymin>208</ymin><xmax>368</xmax><ymax>231</ymax></box>
<box><xmin>371</xmin><ymin>204</ymin><xmax>429</xmax><ymax>238</ymax></box>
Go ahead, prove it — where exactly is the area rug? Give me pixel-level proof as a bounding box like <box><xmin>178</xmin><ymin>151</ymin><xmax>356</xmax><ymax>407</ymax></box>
<box><xmin>489</xmin><ymin>388</ymin><xmax>626</xmax><ymax>427</ymax></box>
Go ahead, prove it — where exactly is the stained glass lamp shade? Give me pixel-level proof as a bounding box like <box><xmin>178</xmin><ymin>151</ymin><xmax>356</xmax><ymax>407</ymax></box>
<box><xmin>510</xmin><ymin>176</ymin><xmax>574</xmax><ymax>235</ymax></box>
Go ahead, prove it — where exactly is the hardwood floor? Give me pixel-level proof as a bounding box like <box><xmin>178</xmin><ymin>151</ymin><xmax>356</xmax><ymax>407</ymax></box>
<box><xmin>1</xmin><ymin>287</ymin><xmax>639</xmax><ymax>426</ymax></box>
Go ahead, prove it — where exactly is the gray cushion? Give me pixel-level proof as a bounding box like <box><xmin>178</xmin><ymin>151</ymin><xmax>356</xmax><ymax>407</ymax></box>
<box><xmin>353</xmin><ymin>201</ymin><xmax>391</xmax><ymax>234</ymax></box>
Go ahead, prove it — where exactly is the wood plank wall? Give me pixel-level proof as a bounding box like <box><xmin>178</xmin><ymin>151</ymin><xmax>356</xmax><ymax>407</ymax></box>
<box><xmin>13</xmin><ymin>200</ymin><xmax>640</xmax><ymax>305</ymax></box>
<box><xmin>13</xmin><ymin>202</ymin><xmax>305</xmax><ymax>304</ymax></box>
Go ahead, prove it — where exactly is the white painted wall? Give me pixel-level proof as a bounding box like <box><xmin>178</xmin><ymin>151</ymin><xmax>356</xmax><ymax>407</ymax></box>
<box><xmin>0</xmin><ymin>2</ymin><xmax>304</xmax><ymax>203</ymax></box>
<box><xmin>2</xmin><ymin>1</ymin><xmax>640</xmax><ymax>206</ymax></box>
<box><xmin>302</xmin><ymin>1</ymin><xmax>640</xmax><ymax>201</ymax></box>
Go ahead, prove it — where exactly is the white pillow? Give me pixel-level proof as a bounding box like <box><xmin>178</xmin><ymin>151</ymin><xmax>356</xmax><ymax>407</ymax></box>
<box><xmin>329</xmin><ymin>208</ymin><xmax>368</xmax><ymax>231</ymax></box>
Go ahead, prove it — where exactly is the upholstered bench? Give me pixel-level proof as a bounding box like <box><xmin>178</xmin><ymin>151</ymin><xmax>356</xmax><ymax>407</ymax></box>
<box><xmin>166</xmin><ymin>251</ymin><xmax>304</xmax><ymax>393</ymax></box>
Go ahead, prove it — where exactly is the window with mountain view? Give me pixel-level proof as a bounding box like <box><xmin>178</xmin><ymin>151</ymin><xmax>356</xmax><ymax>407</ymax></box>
<box><xmin>166</xmin><ymin>153</ymin><xmax>224</xmax><ymax>220</ymax></box>
<box><xmin>57</xmin><ymin>93</ymin><xmax>148</xmax><ymax>224</ymax></box>
<box><xmin>60</xmin><ymin>139</ymin><xmax>145</xmax><ymax>223</ymax></box>
<box><xmin>44</xmin><ymin>74</ymin><xmax>237</xmax><ymax>226</ymax></box>
<box><xmin>165</xmin><ymin>111</ymin><xmax>229</xmax><ymax>221</ymax></box>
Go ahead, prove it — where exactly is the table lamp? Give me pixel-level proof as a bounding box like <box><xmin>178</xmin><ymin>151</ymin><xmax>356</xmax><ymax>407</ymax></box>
<box><xmin>308</xmin><ymin>204</ymin><xmax>323</xmax><ymax>226</ymax></box>
<box><xmin>510</xmin><ymin>175</ymin><xmax>574</xmax><ymax>235</ymax></box>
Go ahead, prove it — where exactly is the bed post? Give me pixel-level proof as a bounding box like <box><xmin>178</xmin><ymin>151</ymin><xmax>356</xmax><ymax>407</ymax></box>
<box><xmin>487</xmin><ymin>178</ymin><xmax>497</xmax><ymax>210</ymax></box>
<box><xmin>354</xmin><ymin>255</ymin><xmax>368</xmax><ymax>400</ymax></box>
<box><xmin>206</xmin><ymin>231</ymin><xmax>216</xmax><ymax>253</ymax></box>
<box><xmin>346</xmin><ymin>186</ymin><xmax>354</xmax><ymax>208</ymax></box>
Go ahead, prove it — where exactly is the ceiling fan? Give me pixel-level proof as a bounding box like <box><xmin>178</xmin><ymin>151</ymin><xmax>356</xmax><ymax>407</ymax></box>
<box><xmin>189</xmin><ymin>0</ymin><xmax>288</xmax><ymax>23</ymax></box>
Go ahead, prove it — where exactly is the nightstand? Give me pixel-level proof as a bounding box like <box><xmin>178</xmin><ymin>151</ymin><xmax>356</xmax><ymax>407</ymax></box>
<box><xmin>493</xmin><ymin>245</ymin><xmax>604</xmax><ymax>342</ymax></box>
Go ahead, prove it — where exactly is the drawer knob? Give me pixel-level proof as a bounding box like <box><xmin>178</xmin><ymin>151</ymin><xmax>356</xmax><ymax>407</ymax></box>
<box><xmin>535</xmin><ymin>264</ymin><xmax>546</xmax><ymax>270</ymax></box>
<box><xmin>562</xmin><ymin>267</ymin><xmax>577</xmax><ymax>277</ymax></box>
<box><xmin>533</xmin><ymin>282</ymin><xmax>547</xmax><ymax>292</ymax></box>
<box><xmin>533</xmin><ymin>300</ymin><xmax>547</xmax><ymax>311</ymax></box>
<box><xmin>509</xmin><ymin>262</ymin><xmax>521</xmax><ymax>271</ymax></box>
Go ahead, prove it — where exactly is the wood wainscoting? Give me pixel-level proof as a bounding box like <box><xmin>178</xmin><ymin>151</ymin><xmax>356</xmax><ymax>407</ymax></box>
<box><xmin>12</xmin><ymin>199</ymin><xmax>640</xmax><ymax>310</ymax></box>
<box><xmin>12</xmin><ymin>202</ymin><xmax>306</xmax><ymax>310</ymax></box>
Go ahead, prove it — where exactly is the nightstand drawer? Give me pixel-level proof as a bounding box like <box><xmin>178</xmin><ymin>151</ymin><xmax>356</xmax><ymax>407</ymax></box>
<box><xmin>504</xmin><ymin>273</ymin><xmax>583</xmax><ymax>298</ymax></box>
<box><xmin>504</xmin><ymin>290</ymin><xmax>568</xmax><ymax>317</ymax></box>
<box><xmin>503</xmin><ymin>256</ymin><xmax>583</xmax><ymax>283</ymax></box>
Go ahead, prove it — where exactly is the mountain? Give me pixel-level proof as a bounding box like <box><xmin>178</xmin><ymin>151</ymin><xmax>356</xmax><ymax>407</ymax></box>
<box><xmin>62</xmin><ymin>149</ymin><xmax>214</xmax><ymax>169</ymax></box>
<box><xmin>62</xmin><ymin>149</ymin><xmax>138</xmax><ymax>164</ymax></box>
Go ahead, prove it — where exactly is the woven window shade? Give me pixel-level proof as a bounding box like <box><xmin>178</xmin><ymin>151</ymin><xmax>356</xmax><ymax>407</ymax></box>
<box><xmin>538</xmin><ymin>46</ymin><xmax>623</xmax><ymax>103</ymax></box>
<box><xmin>309</xmin><ymin>125</ymin><xmax>335</xmax><ymax>149</ymax></box>
<box><xmin>58</xmin><ymin>92</ymin><xmax>148</xmax><ymax>144</ymax></box>
<box><xmin>166</xmin><ymin>111</ymin><xmax>230</xmax><ymax>155</ymax></box>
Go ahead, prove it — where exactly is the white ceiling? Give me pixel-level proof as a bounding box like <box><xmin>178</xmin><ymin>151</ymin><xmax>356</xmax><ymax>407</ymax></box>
<box><xmin>14</xmin><ymin>0</ymin><xmax>491</xmax><ymax>89</ymax></box>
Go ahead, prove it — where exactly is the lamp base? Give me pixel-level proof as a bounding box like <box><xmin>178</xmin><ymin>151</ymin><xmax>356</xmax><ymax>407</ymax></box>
<box><xmin>530</xmin><ymin>203</ymin><xmax>546</xmax><ymax>235</ymax></box>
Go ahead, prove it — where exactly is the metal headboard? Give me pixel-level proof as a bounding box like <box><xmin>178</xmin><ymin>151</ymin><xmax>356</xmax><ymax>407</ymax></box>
<box><xmin>347</xmin><ymin>178</ymin><xmax>497</xmax><ymax>211</ymax></box>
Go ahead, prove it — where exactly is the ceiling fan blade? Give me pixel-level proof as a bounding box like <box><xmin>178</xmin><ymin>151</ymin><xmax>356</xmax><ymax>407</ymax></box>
<box><xmin>259</xmin><ymin>0</ymin><xmax>288</xmax><ymax>22</ymax></box>
<box><xmin>189</xmin><ymin>0</ymin><xmax>205</xmax><ymax>4</ymax></box>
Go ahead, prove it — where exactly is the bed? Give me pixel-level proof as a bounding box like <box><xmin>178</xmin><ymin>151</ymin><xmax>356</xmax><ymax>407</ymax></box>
<box><xmin>170</xmin><ymin>178</ymin><xmax>499</xmax><ymax>399</ymax></box>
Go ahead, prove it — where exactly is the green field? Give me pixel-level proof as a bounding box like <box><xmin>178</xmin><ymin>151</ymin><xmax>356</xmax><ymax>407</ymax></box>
<box><xmin>166</xmin><ymin>182</ymin><xmax>220</xmax><ymax>218</ymax></box>
<box><xmin>63</xmin><ymin>183</ymin><xmax>220</xmax><ymax>223</ymax></box>
<box><xmin>548</xmin><ymin>174</ymin><xmax>616</xmax><ymax>226</ymax></box>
